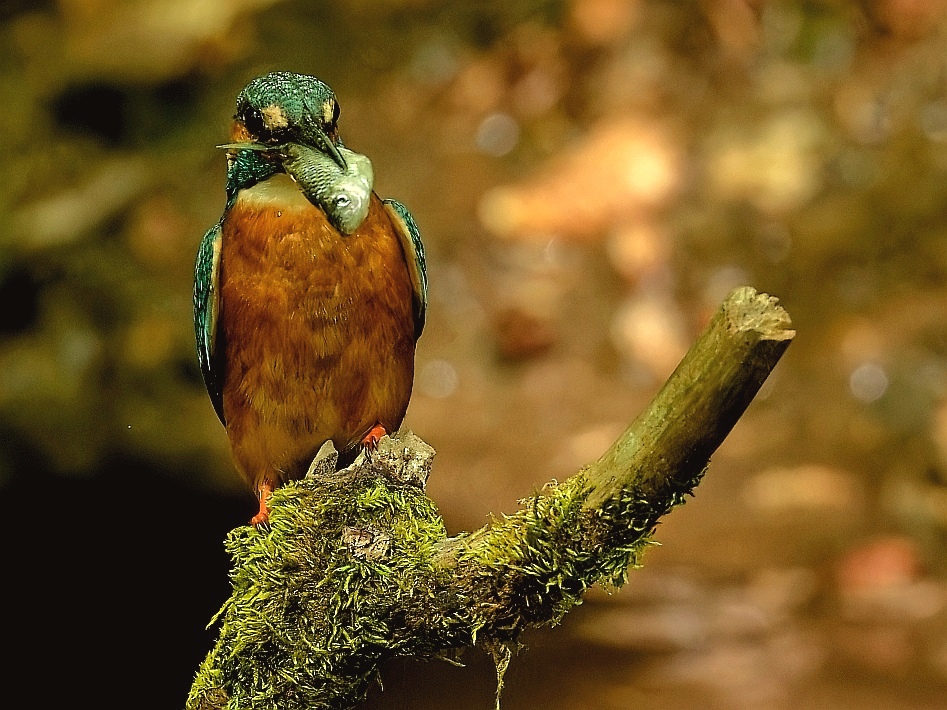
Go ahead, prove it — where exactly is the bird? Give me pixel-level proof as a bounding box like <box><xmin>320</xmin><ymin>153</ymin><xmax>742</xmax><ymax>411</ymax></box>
<box><xmin>193</xmin><ymin>71</ymin><xmax>427</xmax><ymax>526</ymax></box>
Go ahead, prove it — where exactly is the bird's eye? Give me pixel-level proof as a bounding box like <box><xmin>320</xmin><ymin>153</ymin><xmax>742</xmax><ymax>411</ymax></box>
<box><xmin>242</xmin><ymin>106</ymin><xmax>265</xmax><ymax>137</ymax></box>
<box><xmin>332</xmin><ymin>101</ymin><xmax>341</xmax><ymax>124</ymax></box>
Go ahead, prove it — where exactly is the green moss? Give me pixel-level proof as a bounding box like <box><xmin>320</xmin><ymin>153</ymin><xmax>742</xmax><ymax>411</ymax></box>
<box><xmin>187</xmin><ymin>438</ymin><xmax>706</xmax><ymax>710</ymax></box>
<box><xmin>188</xmin><ymin>458</ymin><xmax>453</xmax><ymax>710</ymax></box>
<box><xmin>449</xmin><ymin>465</ymin><xmax>700</xmax><ymax>634</ymax></box>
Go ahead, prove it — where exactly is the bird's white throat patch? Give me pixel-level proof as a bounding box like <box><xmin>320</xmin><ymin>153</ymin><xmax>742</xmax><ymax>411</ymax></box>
<box><xmin>239</xmin><ymin>173</ymin><xmax>311</xmax><ymax>210</ymax></box>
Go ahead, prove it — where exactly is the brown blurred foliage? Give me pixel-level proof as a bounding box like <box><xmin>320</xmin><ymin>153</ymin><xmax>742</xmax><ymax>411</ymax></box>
<box><xmin>3</xmin><ymin>1</ymin><xmax>947</xmax><ymax>708</ymax></box>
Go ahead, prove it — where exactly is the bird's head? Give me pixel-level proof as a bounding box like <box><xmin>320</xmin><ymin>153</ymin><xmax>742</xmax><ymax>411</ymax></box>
<box><xmin>224</xmin><ymin>71</ymin><xmax>347</xmax><ymax>169</ymax></box>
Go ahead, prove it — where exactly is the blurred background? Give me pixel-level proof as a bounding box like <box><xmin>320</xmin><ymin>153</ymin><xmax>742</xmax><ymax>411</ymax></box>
<box><xmin>4</xmin><ymin>0</ymin><xmax>947</xmax><ymax>708</ymax></box>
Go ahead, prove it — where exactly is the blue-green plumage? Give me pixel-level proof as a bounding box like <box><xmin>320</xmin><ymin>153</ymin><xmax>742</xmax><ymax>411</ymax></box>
<box><xmin>194</xmin><ymin>222</ymin><xmax>224</xmax><ymax>424</ymax></box>
<box><xmin>225</xmin><ymin>150</ymin><xmax>278</xmax><ymax>208</ymax></box>
<box><xmin>383</xmin><ymin>199</ymin><xmax>428</xmax><ymax>338</ymax></box>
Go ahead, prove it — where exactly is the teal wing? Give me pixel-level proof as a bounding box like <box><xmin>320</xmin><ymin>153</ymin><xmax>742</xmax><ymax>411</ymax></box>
<box><xmin>383</xmin><ymin>199</ymin><xmax>428</xmax><ymax>339</ymax></box>
<box><xmin>193</xmin><ymin>223</ymin><xmax>225</xmax><ymax>424</ymax></box>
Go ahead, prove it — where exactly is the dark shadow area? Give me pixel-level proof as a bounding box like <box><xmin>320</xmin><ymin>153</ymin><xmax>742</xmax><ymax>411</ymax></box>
<box><xmin>5</xmin><ymin>458</ymin><xmax>246</xmax><ymax>710</ymax></box>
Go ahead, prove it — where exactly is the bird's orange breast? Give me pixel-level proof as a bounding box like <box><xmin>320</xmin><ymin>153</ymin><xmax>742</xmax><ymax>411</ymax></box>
<box><xmin>219</xmin><ymin>173</ymin><xmax>416</xmax><ymax>489</ymax></box>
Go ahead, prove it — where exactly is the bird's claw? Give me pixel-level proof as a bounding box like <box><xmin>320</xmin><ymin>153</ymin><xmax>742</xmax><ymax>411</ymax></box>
<box><xmin>360</xmin><ymin>423</ymin><xmax>387</xmax><ymax>461</ymax></box>
<box><xmin>253</xmin><ymin>519</ymin><xmax>272</xmax><ymax>533</ymax></box>
<box><xmin>250</xmin><ymin>481</ymin><xmax>274</xmax><ymax>529</ymax></box>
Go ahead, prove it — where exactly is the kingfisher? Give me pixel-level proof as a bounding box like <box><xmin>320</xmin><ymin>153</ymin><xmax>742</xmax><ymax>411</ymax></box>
<box><xmin>193</xmin><ymin>72</ymin><xmax>428</xmax><ymax>526</ymax></box>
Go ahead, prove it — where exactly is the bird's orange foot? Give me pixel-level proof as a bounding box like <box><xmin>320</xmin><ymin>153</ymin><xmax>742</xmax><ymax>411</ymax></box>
<box><xmin>361</xmin><ymin>423</ymin><xmax>387</xmax><ymax>455</ymax></box>
<box><xmin>250</xmin><ymin>480</ymin><xmax>274</xmax><ymax>529</ymax></box>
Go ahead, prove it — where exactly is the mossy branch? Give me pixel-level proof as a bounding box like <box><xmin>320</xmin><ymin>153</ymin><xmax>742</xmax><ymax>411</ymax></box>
<box><xmin>187</xmin><ymin>287</ymin><xmax>794</xmax><ymax>710</ymax></box>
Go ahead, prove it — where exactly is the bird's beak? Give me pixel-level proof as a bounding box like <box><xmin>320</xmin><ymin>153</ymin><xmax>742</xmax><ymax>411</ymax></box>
<box><xmin>216</xmin><ymin>142</ymin><xmax>269</xmax><ymax>152</ymax></box>
<box><xmin>217</xmin><ymin>122</ymin><xmax>347</xmax><ymax>171</ymax></box>
<box><xmin>299</xmin><ymin>115</ymin><xmax>347</xmax><ymax>171</ymax></box>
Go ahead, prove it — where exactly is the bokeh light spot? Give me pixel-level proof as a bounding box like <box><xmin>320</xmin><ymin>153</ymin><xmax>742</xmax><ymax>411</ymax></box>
<box><xmin>418</xmin><ymin>360</ymin><xmax>459</xmax><ymax>399</ymax></box>
<box><xmin>475</xmin><ymin>112</ymin><xmax>520</xmax><ymax>156</ymax></box>
<box><xmin>849</xmin><ymin>362</ymin><xmax>889</xmax><ymax>403</ymax></box>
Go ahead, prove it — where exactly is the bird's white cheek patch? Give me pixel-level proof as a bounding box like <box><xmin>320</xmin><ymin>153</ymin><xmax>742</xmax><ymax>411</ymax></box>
<box><xmin>262</xmin><ymin>104</ymin><xmax>289</xmax><ymax>129</ymax></box>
